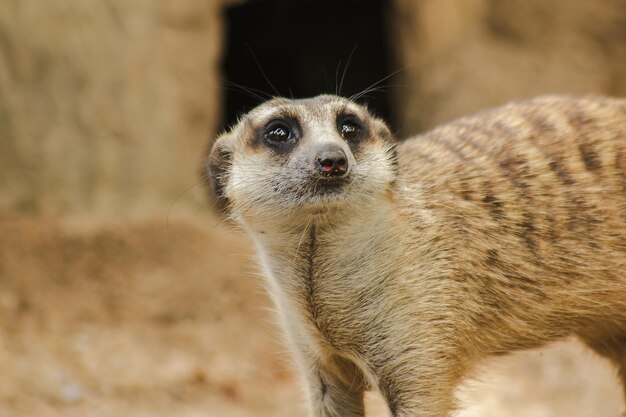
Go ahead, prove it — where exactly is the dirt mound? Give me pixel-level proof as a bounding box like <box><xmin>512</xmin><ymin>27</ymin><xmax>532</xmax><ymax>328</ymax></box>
<box><xmin>0</xmin><ymin>214</ymin><xmax>298</xmax><ymax>417</ymax></box>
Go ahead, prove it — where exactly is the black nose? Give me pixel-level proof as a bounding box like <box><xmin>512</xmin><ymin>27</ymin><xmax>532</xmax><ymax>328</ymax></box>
<box><xmin>317</xmin><ymin>145</ymin><xmax>349</xmax><ymax>177</ymax></box>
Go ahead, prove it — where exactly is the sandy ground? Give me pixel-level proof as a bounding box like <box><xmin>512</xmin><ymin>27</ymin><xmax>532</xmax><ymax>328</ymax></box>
<box><xmin>0</xmin><ymin>211</ymin><xmax>623</xmax><ymax>417</ymax></box>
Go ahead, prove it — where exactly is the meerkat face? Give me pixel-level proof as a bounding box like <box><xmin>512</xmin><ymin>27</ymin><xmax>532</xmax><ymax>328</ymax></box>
<box><xmin>207</xmin><ymin>95</ymin><xmax>397</xmax><ymax>223</ymax></box>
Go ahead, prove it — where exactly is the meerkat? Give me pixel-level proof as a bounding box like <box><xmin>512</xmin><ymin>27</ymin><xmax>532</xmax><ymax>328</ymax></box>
<box><xmin>207</xmin><ymin>94</ymin><xmax>626</xmax><ymax>417</ymax></box>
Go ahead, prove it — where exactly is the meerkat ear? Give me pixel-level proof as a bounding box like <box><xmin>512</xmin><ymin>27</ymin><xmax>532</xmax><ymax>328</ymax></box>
<box><xmin>372</xmin><ymin>117</ymin><xmax>395</xmax><ymax>143</ymax></box>
<box><xmin>205</xmin><ymin>135</ymin><xmax>233</xmax><ymax>214</ymax></box>
<box><xmin>372</xmin><ymin>118</ymin><xmax>399</xmax><ymax>177</ymax></box>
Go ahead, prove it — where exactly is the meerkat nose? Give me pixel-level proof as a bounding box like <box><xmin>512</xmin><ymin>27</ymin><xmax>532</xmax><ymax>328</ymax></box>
<box><xmin>317</xmin><ymin>145</ymin><xmax>348</xmax><ymax>177</ymax></box>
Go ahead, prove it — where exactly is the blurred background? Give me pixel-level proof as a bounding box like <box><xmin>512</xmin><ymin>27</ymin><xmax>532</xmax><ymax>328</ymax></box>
<box><xmin>0</xmin><ymin>0</ymin><xmax>625</xmax><ymax>416</ymax></box>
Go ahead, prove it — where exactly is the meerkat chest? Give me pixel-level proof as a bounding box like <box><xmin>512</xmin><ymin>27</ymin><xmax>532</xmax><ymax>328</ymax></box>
<box><xmin>301</xmin><ymin>230</ymin><xmax>389</xmax><ymax>349</ymax></box>
<box><xmin>258</xmin><ymin>220</ymin><xmax>397</xmax><ymax>350</ymax></box>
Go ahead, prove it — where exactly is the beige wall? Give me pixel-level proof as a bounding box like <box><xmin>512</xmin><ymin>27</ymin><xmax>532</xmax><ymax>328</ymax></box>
<box><xmin>0</xmin><ymin>1</ymin><xmax>223</xmax><ymax>216</ymax></box>
<box><xmin>393</xmin><ymin>0</ymin><xmax>626</xmax><ymax>134</ymax></box>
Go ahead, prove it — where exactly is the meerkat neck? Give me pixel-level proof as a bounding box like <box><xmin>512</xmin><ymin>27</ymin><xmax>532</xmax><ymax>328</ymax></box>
<box><xmin>247</xmin><ymin>198</ymin><xmax>395</xmax><ymax>256</ymax></box>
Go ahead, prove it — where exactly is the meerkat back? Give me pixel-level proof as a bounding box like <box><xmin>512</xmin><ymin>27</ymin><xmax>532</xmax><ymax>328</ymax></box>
<box><xmin>395</xmin><ymin>95</ymin><xmax>626</xmax><ymax>369</ymax></box>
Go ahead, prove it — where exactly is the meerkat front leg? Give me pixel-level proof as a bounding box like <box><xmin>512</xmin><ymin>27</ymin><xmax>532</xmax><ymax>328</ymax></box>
<box><xmin>303</xmin><ymin>353</ymin><xmax>367</xmax><ymax>417</ymax></box>
<box><xmin>370</xmin><ymin>336</ymin><xmax>463</xmax><ymax>417</ymax></box>
<box><xmin>377</xmin><ymin>370</ymin><xmax>458</xmax><ymax>417</ymax></box>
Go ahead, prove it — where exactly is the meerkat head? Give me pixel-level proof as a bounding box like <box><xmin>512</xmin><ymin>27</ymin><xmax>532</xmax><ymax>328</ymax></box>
<box><xmin>207</xmin><ymin>95</ymin><xmax>397</xmax><ymax>225</ymax></box>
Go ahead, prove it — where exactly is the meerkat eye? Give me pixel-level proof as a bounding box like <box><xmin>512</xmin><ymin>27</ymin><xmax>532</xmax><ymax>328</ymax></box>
<box><xmin>337</xmin><ymin>116</ymin><xmax>361</xmax><ymax>141</ymax></box>
<box><xmin>263</xmin><ymin>121</ymin><xmax>293</xmax><ymax>144</ymax></box>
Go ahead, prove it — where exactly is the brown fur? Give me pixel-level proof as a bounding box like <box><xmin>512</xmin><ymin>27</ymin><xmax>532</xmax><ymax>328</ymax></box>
<box><xmin>207</xmin><ymin>95</ymin><xmax>626</xmax><ymax>416</ymax></box>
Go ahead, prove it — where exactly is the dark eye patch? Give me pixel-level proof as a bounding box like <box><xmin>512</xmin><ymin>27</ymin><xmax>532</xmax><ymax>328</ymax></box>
<box><xmin>336</xmin><ymin>113</ymin><xmax>366</xmax><ymax>144</ymax></box>
<box><xmin>340</xmin><ymin>120</ymin><xmax>358</xmax><ymax>136</ymax></box>
<box><xmin>265</xmin><ymin>121</ymin><xmax>292</xmax><ymax>143</ymax></box>
<box><xmin>259</xmin><ymin>117</ymin><xmax>300</xmax><ymax>152</ymax></box>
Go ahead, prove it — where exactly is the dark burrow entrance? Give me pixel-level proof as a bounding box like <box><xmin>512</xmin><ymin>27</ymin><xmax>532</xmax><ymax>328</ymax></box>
<box><xmin>221</xmin><ymin>0</ymin><xmax>398</xmax><ymax>132</ymax></box>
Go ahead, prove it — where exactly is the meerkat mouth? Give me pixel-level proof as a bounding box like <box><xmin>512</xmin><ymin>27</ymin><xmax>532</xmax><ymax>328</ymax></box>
<box><xmin>296</xmin><ymin>180</ymin><xmax>353</xmax><ymax>211</ymax></box>
<box><xmin>309</xmin><ymin>175</ymin><xmax>352</xmax><ymax>197</ymax></box>
<box><xmin>316</xmin><ymin>178</ymin><xmax>348</xmax><ymax>190</ymax></box>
